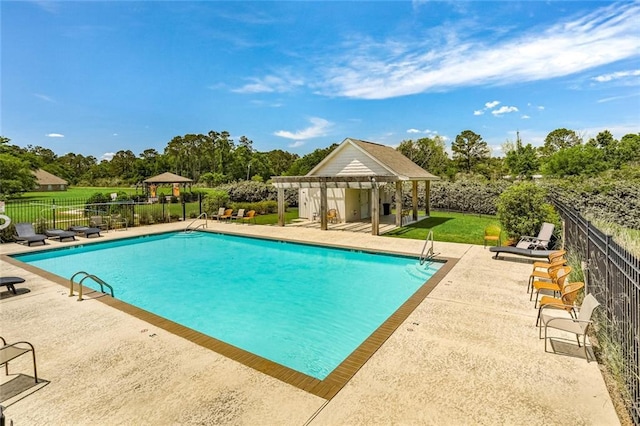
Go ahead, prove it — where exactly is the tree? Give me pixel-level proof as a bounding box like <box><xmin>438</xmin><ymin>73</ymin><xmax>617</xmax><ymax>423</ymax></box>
<box><xmin>617</xmin><ymin>133</ymin><xmax>640</xmax><ymax>165</ymax></box>
<box><xmin>285</xmin><ymin>143</ymin><xmax>339</xmax><ymax>176</ymax></box>
<box><xmin>587</xmin><ymin>130</ymin><xmax>618</xmax><ymax>166</ymax></box>
<box><xmin>496</xmin><ymin>182</ymin><xmax>560</xmax><ymax>241</ymax></box>
<box><xmin>540</xmin><ymin>128</ymin><xmax>582</xmax><ymax>157</ymax></box>
<box><xmin>0</xmin><ymin>153</ymin><xmax>37</xmax><ymax>197</ymax></box>
<box><xmin>504</xmin><ymin>136</ymin><xmax>539</xmax><ymax>179</ymax></box>
<box><xmin>451</xmin><ymin>130</ymin><xmax>490</xmax><ymax>174</ymax></box>
<box><xmin>542</xmin><ymin>144</ymin><xmax>607</xmax><ymax>177</ymax></box>
<box><xmin>266</xmin><ymin>149</ymin><xmax>298</xmax><ymax>177</ymax></box>
<box><xmin>397</xmin><ymin>136</ymin><xmax>449</xmax><ymax>177</ymax></box>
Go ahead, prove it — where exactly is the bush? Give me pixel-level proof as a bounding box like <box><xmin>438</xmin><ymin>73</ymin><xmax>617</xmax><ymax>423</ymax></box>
<box><xmin>216</xmin><ymin>181</ymin><xmax>298</xmax><ymax>207</ymax></box>
<box><xmin>202</xmin><ymin>190</ymin><xmax>230</xmax><ymax>215</ymax></box>
<box><xmin>230</xmin><ymin>200</ymin><xmax>281</xmax><ymax>215</ymax></box>
<box><xmin>496</xmin><ymin>182</ymin><xmax>561</xmax><ymax>242</ymax></box>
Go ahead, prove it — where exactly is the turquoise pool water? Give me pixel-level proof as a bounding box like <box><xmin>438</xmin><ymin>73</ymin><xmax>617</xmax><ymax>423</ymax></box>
<box><xmin>14</xmin><ymin>232</ymin><xmax>441</xmax><ymax>380</ymax></box>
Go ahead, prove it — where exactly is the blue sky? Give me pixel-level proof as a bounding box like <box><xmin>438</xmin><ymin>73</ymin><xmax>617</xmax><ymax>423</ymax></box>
<box><xmin>2</xmin><ymin>1</ymin><xmax>639</xmax><ymax>161</ymax></box>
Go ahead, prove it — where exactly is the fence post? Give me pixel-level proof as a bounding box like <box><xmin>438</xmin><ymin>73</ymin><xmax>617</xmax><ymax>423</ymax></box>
<box><xmin>182</xmin><ymin>197</ymin><xmax>186</xmax><ymax>221</ymax></box>
<box><xmin>52</xmin><ymin>199</ymin><xmax>57</xmax><ymax>229</ymax></box>
<box><xmin>199</xmin><ymin>193</ymin><xmax>203</xmax><ymax>216</ymax></box>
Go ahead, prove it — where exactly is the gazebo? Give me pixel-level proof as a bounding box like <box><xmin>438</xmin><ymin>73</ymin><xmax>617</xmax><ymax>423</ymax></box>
<box><xmin>272</xmin><ymin>138</ymin><xmax>439</xmax><ymax>235</ymax></box>
<box><xmin>143</xmin><ymin>172</ymin><xmax>193</xmax><ymax>199</ymax></box>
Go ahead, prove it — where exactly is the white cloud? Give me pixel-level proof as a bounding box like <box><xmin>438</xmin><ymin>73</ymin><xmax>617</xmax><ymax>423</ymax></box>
<box><xmin>46</xmin><ymin>133</ymin><xmax>64</xmax><ymax>138</ymax></box>
<box><xmin>407</xmin><ymin>128</ymin><xmax>421</xmax><ymax>133</ymax></box>
<box><xmin>288</xmin><ymin>141</ymin><xmax>305</xmax><ymax>148</ymax></box>
<box><xmin>485</xmin><ymin>101</ymin><xmax>500</xmax><ymax>108</ymax></box>
<box><xmin>521</xmin><ymin>115</ymin><xmax>531</xmax><ymax>119</ymax></box>
<box><xmin>113</xmin><ymin>133</ymin><xmax>118</xmax><ymax>136</ymax></box>
<box><xmin>316</xmin><ymin>2</ymin><xmax>640</xmax><ymax>99</ymax></box>
<box><xmin>538</xmin><ymin>106</ymin><xmax>545</xmax><ymax>110</ymax></box>
<box><xmin>597</xmin><ymin>92</ymin><xmax>640</xmax><ymax>103</ymax></box>
<box><xmin>34</xmin><ymin>93</ymin><xmax>55</xmax><ymax>103</ymax></box>
<box><xmin>233</xmin><ymin>74</ymin><xmax>304</xmax><ymax>94</ymax></box>
<box><xmin>492</xmin><ymin>106</ymin><xmax>519</xmax><ymax>116</ymax></box>
<box><xmin>274</xmin><ymin>117</ymin><xmax>332</xmax><ymax>140</ymax></box>
<box><xmin>101</xmin><ymin>152</ymin><xmax>115</xmax><ymax>161</ymax></box>
<box><xmin>473</xmin><ymin>110</ymin><xmax>484</xmax><ymax>116</ymax></box>
<box><xmin>592</xmin><ymin>69</ymin><xmax>640</xmax><ymax>82</ymax></box>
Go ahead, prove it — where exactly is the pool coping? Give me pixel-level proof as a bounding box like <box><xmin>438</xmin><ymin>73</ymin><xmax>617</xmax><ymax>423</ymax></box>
<box><xmin>2</xmin><ymin>229</ymin><xmax>457</xmax><ymax>400</ymax></box>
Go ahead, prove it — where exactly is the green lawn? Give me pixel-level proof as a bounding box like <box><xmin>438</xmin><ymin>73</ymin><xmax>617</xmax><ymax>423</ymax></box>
<box><xmin>384</xmin><ymin>210</ymin><xmax>501</xmax><ymax>245</ymax></box>
<box><xmin>17</xmin><ymin>187</ymin><xmax>139</xmax><ymax>201</ymax></box>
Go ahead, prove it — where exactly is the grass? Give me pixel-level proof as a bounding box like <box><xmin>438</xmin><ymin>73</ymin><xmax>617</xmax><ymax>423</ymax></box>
<box><xmin>384</xmin><ymin>210</ymin><xmax>502</xmax><ymax>245</ymax></box>
<box><xmin>16</xmin><ymin>187</ymin><xmax>139</xmax><ymax>201</ymax></box>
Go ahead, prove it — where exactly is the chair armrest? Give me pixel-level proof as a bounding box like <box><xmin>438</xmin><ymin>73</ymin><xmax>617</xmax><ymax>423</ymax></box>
<box><xmin>545</xmin><ymin>317</ymin><xmax>593</xmax><ymax>327</ymax></box>
<box><xmin>540</xmin><ymin>303</ymin><xmax>576</xmax><ymax>312</ymax></box>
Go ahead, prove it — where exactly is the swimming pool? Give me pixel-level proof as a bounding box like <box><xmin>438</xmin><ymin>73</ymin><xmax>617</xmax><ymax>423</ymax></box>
<box><xmin>14</xmin><ymin>231</ymin><xmax>442</xmax><ymax>383</ymax></box>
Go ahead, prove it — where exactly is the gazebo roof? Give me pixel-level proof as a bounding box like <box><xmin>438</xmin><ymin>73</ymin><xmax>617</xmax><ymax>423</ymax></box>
<box><xmin>272</xmin><ymin>137</ymin><xmax>438</xmax><ymax>188</ymax></box>
<box><xmin>143</xmin><ymin>172</ymin><xmax>193</xmax><ymax>184</ymax></box>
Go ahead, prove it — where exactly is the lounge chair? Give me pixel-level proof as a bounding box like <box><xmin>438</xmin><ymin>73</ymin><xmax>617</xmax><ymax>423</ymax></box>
<box><xmin>539</xmin><ymin>293</ymin><xmax>600</xmax><ymax>362</ymax></box>
<box><xmin>14</xmin><ymin>223</ymin><xmax>47</xmax><ymax>246</ymax></box>
<box><xmin>211</xmin><ymin>207</ymin><xmax>226</xmax><ymax>221</ymax></box>
<box><xmin>489</xmin><ymin>246</ymin><xmax>557</xmax><ymax>260</ymax></box>
<box><xmin>231</xmin><ymin>209</ymin><xmax>245</xmax><ymax>222</ymax></box>
<box><xmin>45</xmin><ymin>229</ymin><xmax>77</xmax><ymax>242</ymax></box>
<box><xmin>516</xmin><ymin>222</ymin><xmax>555</xmax><ymax>250</ymax></box>
<box><xmin>0</xmin><ymin>336</ymin><xmax>38</xmax><ymax>383</ymax></box>
<box><xmin>69</xmin><ymin>226</ymin><xmax>102</xmax><ymax>238</ymax></box>
<box><xmin>110</xmin><ymin>214</ymin><xmax>128</xmax><ymax>231</ymax></box>
<box><xmin>0</xmin><ymin>277</ymin><xmax>26</xmax><ymax>295</ymax></box>
<box><xmin>241</xmin><ymin>210</ymin><xmax>256</xmax><ymax>224</ymax></box>
<box><xmin>220</xmin><ymin>209</ymin><xmax>234</xmax><ymax>222</ymax></box>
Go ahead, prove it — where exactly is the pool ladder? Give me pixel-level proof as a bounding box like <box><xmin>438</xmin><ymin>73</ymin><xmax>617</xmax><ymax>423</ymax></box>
<box><xmin>419</xmin><ymin>230</ymin><xmax>439</xmax><ymax>265</ymax></box>
<box><xmin>184</xmin><ymin>213</ymin><xmax>208</xmax><ymax>233</ymax></box>
<box><xmin>69</xmin><ymin>271</ymin><xmax>114</xmax><ymax>301</ymax></box>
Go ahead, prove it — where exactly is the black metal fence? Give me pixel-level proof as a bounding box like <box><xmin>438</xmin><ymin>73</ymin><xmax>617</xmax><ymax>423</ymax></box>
<box><xmin>2</xmin><ymin>196</ymin><xmax>204</xmax><ymax>233</ymax></box>
<box><xmin>554</xmin><ymin>200</ymin><xmax>640</xmax><ymax>424</ymax></box>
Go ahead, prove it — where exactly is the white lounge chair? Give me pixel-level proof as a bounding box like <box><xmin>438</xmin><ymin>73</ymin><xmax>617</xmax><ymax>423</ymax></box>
<box><xmin>516</xmin><ymin>222</ymin><xmax>555</xmax><ymax>250</ymax></box>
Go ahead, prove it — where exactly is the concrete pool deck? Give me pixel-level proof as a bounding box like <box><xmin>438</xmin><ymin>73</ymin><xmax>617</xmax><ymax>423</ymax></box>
<box><xmin>0</xmin><ymin>221</ymin><xmax>620</xmax><ymax>425</ymax></box>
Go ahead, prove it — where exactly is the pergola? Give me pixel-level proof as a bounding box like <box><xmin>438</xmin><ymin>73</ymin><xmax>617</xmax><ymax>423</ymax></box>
<box><xmin>271</xmin><ymin>138</ymin><xmax>439</xmax><ymax>236</ymax></box>
<box><xmin>142</xmin><ymin>172</ymin><xmax>193</xmax><ymax>197</ymax></box>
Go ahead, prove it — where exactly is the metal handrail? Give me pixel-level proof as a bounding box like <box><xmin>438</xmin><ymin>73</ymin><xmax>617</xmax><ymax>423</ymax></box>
<box><xmin>69</xmin><ymin>271</ymin><xmax>114</xmax><ymax>301</ymax></box>
<box><xmin>419</xmin><ymin>230</ymin><xmax>438</xmax><ymax>265</ymax></box>
<box><xmin>185</xmin><ymin>213</ymin><xmax>208</xmax><ymax>233</ymax></box>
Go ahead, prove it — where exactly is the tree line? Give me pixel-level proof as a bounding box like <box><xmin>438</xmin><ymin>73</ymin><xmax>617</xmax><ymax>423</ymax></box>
<box><xmin>1</xmin><ymin>128</ymin><xmax>638</xmax><ymax>197</ymax></box>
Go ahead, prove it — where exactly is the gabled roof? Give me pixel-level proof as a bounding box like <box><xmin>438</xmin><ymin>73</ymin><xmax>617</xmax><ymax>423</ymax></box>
<box><xmin>307</xmin><ymin>138</ymin><xmax>439</xmax><ymax>181</ymax></box>
<box><xmin>143</xmin><ymin>172</ymin><xmax>193</xmax><ymax>184</ymax></box>
<box><xmin>32</xmin><ymin>169</ymin><xmax>68</xmax><ymax>185</ymax></box>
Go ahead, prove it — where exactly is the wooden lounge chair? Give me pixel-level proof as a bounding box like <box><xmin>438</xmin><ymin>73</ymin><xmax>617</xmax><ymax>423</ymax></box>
<box><xmin>0</xmin><ymin>277</ymin><xmax>26</xmax><ymax>295</ymax></box>
<box><xmin>45</xmin><ymin>229</ymin><xmax>77</xmax><ymax>242</ymax></box>
<box><xmin>14</xmin><ymin>223</ymin><xmax>47</xmax><ymax>246</ymax></box>
<box><xmin>527</xmin><ymin>253</ymin><xmax>567</xmax><ymax>293</ymax></box>
<box><xmin>536</xmin><ymin>281</ymin><xmax>584</xmax><ymax>326</ymax></box>
<box><xmin>531</xmin><ymin>265</ymin><xmax>572</xmax><ymax>308</ymax></box>
<box><xmin>327</xmin><ymin>209</ymin><xmax>338</xmax><ymax>224</ymax></box>
<box><xmin>0</xmin><ymin>336</ymin><xmax>38</xmax><ymax>383</ymax></box>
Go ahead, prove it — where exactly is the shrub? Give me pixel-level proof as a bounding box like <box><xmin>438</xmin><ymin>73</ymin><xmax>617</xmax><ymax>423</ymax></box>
<box><xmin>496</xmin><ymin>182</ymin><xmax>561</xmax><ymax>242</ymax></box>
<box><xmin>215</xmin><ymin>181</ymin><xmax>298</xmax><ymax>207</ymax></box>
<box><xmin>202</xmin><ymin>190</ymin><xmax>230</xmax><ymax>215</ymax></box>
<box><xmin>230</xmin><ymin>200</ymin><xmax>281</xmax><ymax>215</ymax></box>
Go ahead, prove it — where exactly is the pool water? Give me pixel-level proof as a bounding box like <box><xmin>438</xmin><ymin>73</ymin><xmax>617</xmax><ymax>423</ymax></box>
<box><xmin>14</xmin><ymin>232</ymin><xmax>441</xmax><ymax>380</ymax></box>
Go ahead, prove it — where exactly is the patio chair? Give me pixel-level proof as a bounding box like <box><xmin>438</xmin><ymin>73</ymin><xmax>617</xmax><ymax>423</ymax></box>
<box><xmin>0</xmin><ymin>336</ymin><xmax>38</xmax><ymax>383</ymax></box>
<box><xmin>483</xmin><ymin>225</ymin><xmax>502</xmax><ymax>248</ymax></box>
<box><xmin>527</xmin><ymin>254</ymin><xmax>567</xmax><ymax>293</ymax></box>
<box><xmin>531</xmin><ymin>265</ymin><xmax>572</xmax><ymax>308</ymax></box>
<box><xmin>516</xmin><ymin>222</ymin><xmax>555</xmax><ymax>250</ymax></box>
<box><xmin>0</xmin><ymin>277</ymin><xmax>26</xmax><ymax>295</ymax></box>
<box><xmin>45</xmin><ymin>229</ymin><xmax>77</xmax><ymax>242</ymax></box>
<box><xmin>231</xmin><ymin>209</ymin><xmax>245</xmax><ymax>222</ymax></box>
<box><xmin>90</xmin><ymin>216</ymin><xmax>109</xmax><ymax>231</ymax></box>
<box><xmin>240</xmin><ymin>210</ymin><xmax>256</xmax><ymax>224</ymax></box>
<box><xmin>220</xmin><ymin>209</ymin><xmax>234</xmax><ymax>222</ymax></box>
<box><xmin>540</xmin><ymin>293</ymin><xmax>600</xmax><ymax>362</ymax></box>
<box><xmin>536</xmin><ymin>281</ymin><xmax>584</xmax><ymax>326</ymax></box>
<box><xmin>211</xmin><ymin>207</ymin><xmax>226</xmax><ymax>220</ymax></box>
<box><xmin>327</xmin><ymin>209</ymin><xmax>338</xmax><ymax>224</ymax></box>
<box><xmin>110</xmin><ymin>214</ymin><xmax>128</xmax><ymax>231</ymax></box>
<box><xmin>14</xmin><ymin>223</ymin><xmax>47</xmax><ymax>246</ymax></box>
